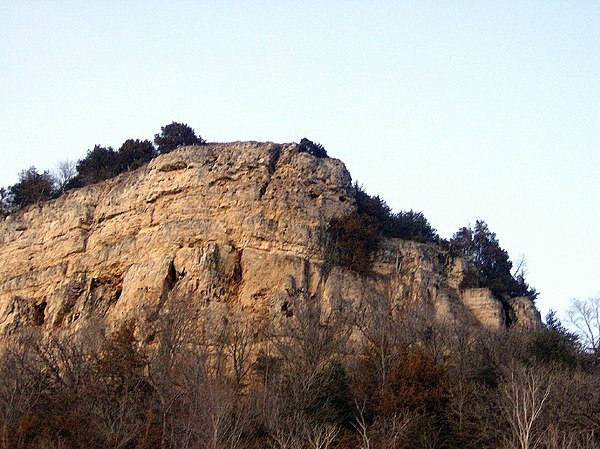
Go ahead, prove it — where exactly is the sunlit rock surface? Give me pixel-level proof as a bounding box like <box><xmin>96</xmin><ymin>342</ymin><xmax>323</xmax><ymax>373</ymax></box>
<box><xmin>0</xmin><ymin>142</ymin><xmax>541</xmax><ymax>338</ymax></box>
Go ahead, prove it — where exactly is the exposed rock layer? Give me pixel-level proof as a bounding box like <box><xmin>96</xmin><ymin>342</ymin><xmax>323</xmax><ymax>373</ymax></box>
<box><xmin>0</xmin><ymin>142</ymin><xmax>540</xmax><ymax>338</ymax></box>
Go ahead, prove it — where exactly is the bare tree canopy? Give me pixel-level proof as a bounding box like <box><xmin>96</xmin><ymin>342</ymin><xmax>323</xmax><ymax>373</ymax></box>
<box><xmin>567</xmin><ymin>296</ymin><xmax>600</xmax><ymax>353</ymax></box>
<box><xmin>54</xmin><ymin>159</ymin><xmax>77</xmax><ymax>193</ymax></box>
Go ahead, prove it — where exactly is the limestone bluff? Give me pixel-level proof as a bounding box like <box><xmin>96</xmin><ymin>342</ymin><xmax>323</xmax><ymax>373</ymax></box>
<box><xmin>0</xmin><ymin>141</ymin><xmax>540</xmax><ymax>340</ymax></box>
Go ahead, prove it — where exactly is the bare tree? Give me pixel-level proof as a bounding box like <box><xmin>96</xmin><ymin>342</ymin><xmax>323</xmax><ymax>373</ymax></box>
<box><xmin>266</xmin><ymin>407</ymin><xmax>304</xmax><ymax>449</ymax></box>
<box><xmin>352</xmin><ymin>399</ymin><xmax>412</xmax><ymax>449</ymax></box>
<box><xmin>305</xmin><ymin>421</ymin><xmax>339</xmax><ymax>449</ymax></box>
<box><xmin>543</xmin><ymin>370</ymin><xmax>600</xmax><ymax>439</ymax></box>
<box><xmin>54</xmin><ymin>159</ymin><xmax>77</xmax><ymax>193</ymax></box>
<box><xmin>352</xmin><ymin>400</ymin><xmax>372</xmax><ymax>449</ymax></box>
<box><xmin>199</xmin><ymin>381</ymin><xmax>247</xmax><ymax>449</ymax></box>
<box><xmin>501</xmin><ymin>364</ymin><xmax>553</xmax><ymax>449</ymax></box>
<box><xmin>567</xmin><ymin>296</ymin><xmax>600</xmax><ymax>353</ymax></box>
<box><xmin>148</xmin><ymin>296</ymin><xmax>202</xmax><ymax>449</ymax></box>
<box><xmin>445</xmin><ymin>320</ymin><xmax>476</xmax><ymax>439</ymax></box>
<box><xmin>539</xmin><ymin>425</ymin><xmax>598</xmax><ymax>449</ymax></box>
<box><xmin>0</xmin><ymin>335</ymin><xmax>49</xmax><ymax>449</ymax></box>
<box><xmin>215</xmin><ymin>312</ymin><xmax>257</xmax><ymax>389</ymax></box>
<box><xmin>0</xmin><ymin>187</ymin><xmax>14</xmax><ymax>217</ymax></box>
<box><xmin>354</xmin><ymin>289</ymin><xmax>404</xmax><ymax>391</ymax></box>
<box><xmin>263</xmin><ymin>397</ymin><xmax>338</xmax><ymax>449</ymax></box>
<box><xmin>85</xmin><ymin>323</ymin><xmax>150</xmax><ymax>449</ymax></box>
<box><xmin>270</xmin><ymin>290</ymin><xmax>349</xmax><ymax>413</ymax></box>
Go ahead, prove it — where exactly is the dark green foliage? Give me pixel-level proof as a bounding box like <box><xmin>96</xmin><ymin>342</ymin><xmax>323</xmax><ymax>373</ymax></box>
<box><xmin>9</xmin><ymin>166</ymin><xmax>56</xmax><ymax>207</ymax></box>
<box><xmin>116</xmin><ymin>139</ymin><xmax>156</xmax><ymax>172</ymax></box>
<box><xmin>511</xmin><ymin>271</ymin><xmax>538</xmax><ymax>298</ymax></box>
<box><xmin>328</xmin><ymin>184</ymin><xmax>438</xmax><ymax>273</ymax></box>
<box><xmin>71</xmin><ymin>145</ymin><xmax>118</xmax><ymax>187</ymax></box>
<box><xmin>528</xmin><ymin>311</ymin><xmax>580</xmax><ymax>368</ymax></box>
<box><xmin>329</xmin><ymin>211</ymin><xmax>380</xmax><ymax>273</ymax></box>
<box><xmin>154</xmin><ymin>122</ymin><xmax>205</xmax><ymax>154</ymax></box>
<box><xmin>69</xmin><ymin>140</ymin><xmax>156</xmax><ymax>189</ymax></box>
<box><xmin>313</xmin><ymin>361</ymin><xmax>354</xmax><ymax>427</ymax></box>
<box><xmin>386</xmin><ymin>210</ymin><xmax>438</xmax><ymax>243</ymax></box>
<box><xmin>355</xmin><ymin>183</ymin><xmax>391</xmax><ymax>230</ymax></box>
<box><xmin>354</xmin><ymin>183</ymin><xmax>438</xmax><ymax>243</ymax></box>
<box><xmin>450</xmin><ymin>220</ymin><xmax>537</xmax><ymax>300</ymax></box>
<box><xmin>298</xmin><ymin>138</ymin><xmax>328</xmax><ymax>158</ymax></box>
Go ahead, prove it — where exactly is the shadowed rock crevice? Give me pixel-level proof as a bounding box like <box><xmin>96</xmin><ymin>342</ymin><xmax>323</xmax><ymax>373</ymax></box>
<box><xmin>257</xmin><ymin>143</ymin><xmax>282</xmax><ymax>200</ymax></box>
<box><xmin>32</xmin><ymin>300</ymin><xmax>46</xmax><ymax>326</ymax></box>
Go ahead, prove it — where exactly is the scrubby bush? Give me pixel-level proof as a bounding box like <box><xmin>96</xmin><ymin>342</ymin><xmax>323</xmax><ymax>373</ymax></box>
<box><xmin>10</xmin><ymin>166</ymin><xmax>56</xmax><ymax>207</ymax></box>
<box><xmin>298</xmin><ymin>138</ymin><xmax>328</xmax><ymax>158</ymax></box>
<box><xmin>327</xmin><ymin>185</ymin><xmax>438</xmax><ymax>273</ymax></box>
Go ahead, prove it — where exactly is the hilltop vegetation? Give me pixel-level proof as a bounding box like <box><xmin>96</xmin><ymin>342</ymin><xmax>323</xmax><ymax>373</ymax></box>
<box><xmin>450</xmin><ymin>220</ymin><xmax>538</xmax><ymax>301</ymax></box>
<box><xmin>0</xmin><ymin>122</ymin><xmax>205</xmax><ymax>212</ymax></box>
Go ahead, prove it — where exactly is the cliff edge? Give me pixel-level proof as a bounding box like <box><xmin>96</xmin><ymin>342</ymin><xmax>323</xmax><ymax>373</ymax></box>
<box><xmin>0</xmin><ymin>142</ymin><xmax>540</xmax><ymax>339</ymax></box>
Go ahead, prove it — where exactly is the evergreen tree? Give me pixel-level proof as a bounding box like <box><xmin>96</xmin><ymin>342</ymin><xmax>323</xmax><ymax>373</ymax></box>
<box><xmin>116</xmin><ymin>139</ymin><xmax>156</xmax><ymax>172</ymax></box>
<box><xmin>9</xmin><ymin>166</ymin><xmax>56</xmax><ymax>207</ymax></box>
<box><xmin>450</xmin><ymin>220</ymin><xmax>537</xmax><ymax>300</ymax></box>
<box><xmin>72</xmin><ymin>145</ymin><xmax>118</xmax><ymax>187</ymax></box>
<box><xmin>154</xmin><ymin>122</ymin><xmax>205</xmax><ymax>154</ymax></box>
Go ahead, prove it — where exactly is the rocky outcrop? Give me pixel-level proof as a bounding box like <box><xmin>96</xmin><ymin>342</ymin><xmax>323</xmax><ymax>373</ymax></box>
<box><xmin>0</xmin><ymin>142</ymin><xmax>540</xmax><ymax>339</ymax></box>
<box><xmin>508</xmin><ymin>296</ymin><xmax>542</xmax><ymax>329</ymax></box>
<box><xmin>461</xmin><ymin>288</ymin><xmax>506</xmax><ymax>330</ymax></box>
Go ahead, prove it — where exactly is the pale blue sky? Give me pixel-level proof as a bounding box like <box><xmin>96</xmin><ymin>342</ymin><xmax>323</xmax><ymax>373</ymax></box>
<box><xmin>1</xmin><ymin>1</ymin><xmax>599</xmax><ymax>317</ymax></box>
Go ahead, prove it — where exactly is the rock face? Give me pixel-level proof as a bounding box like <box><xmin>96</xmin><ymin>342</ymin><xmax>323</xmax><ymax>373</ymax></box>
<box><xmin>0</xmin><ymin>142</ymin><xmax>540</xmax><ymax>339</ymax></box>
<box><xmin>461</xmin><ymin>288</ymin><xmax>506</xmax><ymax>330</ymax></box>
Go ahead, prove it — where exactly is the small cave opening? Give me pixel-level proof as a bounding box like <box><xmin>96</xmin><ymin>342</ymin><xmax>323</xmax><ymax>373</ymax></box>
<box><xmin>281</xmin><ymin>301</ymin><xmax>293</xmax><ymax>317</ymax></box>
<box><xmin>33</xmin><ymin>301</ymin><xmax>47</xmax><ymax>326</ymax></box>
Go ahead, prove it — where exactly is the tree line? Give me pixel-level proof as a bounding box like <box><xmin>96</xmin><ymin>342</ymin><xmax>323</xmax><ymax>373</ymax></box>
<box><xmin>0</xmin><ymin>126</ymin><xmax>337</xmax><ymax>218</ymax></box>
<box><xmin>0</xmin><ymin>290</ymin><xmax>598</xmax><ymax>449</ymax></box>
<box><xmin>328</xmin><ymin>185</ymin><xmax>535</xmax><ymax>304</ymax></box>
<box><xmin>327</xmin><ymin>183</ymin><xmax>439</xmax><ymax>273</ymax></box>
<box><xmin>449</xmin><ymin>220</ymin><xmax>538</xmax><ymax>301</ymax></box>
<box><xmin>0</xmin><ymin>122</ymin><xmax>206</xmax><ymax>215</ymax></box>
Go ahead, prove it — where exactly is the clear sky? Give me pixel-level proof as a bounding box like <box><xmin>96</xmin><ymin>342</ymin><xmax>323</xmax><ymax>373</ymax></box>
<box><xmin>1</xmin><ymin>1</ymin><xmax>598</xmax><ymax>318</ymax></box>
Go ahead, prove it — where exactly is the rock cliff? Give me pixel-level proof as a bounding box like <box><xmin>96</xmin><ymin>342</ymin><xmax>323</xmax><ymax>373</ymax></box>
<box><xmin>0</xmin><ymin>142</ymin><xmax>540</xmax><ymax>340</ymax></box>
